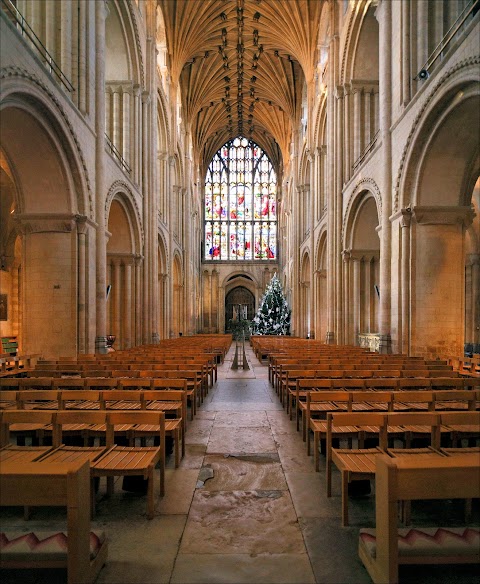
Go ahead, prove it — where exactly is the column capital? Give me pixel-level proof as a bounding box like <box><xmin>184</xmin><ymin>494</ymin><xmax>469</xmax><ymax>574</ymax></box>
<box><xmin>390</xmin><ymin>207</ymin><xmax>413</xmax><ymax>228</ymax></box>
<box><xmin>412</xmin><ymin>205</ymin><xmax>475</xmax><ymax>227</ymax></box>
<box><xmin>342</xmin><ymin>249</ymin><xmax>352</xmax><ymax>262</ymax></box>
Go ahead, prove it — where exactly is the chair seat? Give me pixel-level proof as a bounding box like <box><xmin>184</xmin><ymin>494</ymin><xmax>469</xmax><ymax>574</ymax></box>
<box><xmin>92</xmin><ymin>446</ymin><xmax>160</xmax><ymax>476</ymax></box>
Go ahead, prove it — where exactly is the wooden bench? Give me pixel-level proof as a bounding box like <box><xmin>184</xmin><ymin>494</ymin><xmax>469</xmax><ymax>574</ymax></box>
<box><xmin>358</xmin><ymin>454</ymin><xmax>480</xmax><ymax>584</ymax></box>
<box><xmin>0</xmin><ymin>460</ymin><xmax>108</xmax><ymax>584</ymax></box>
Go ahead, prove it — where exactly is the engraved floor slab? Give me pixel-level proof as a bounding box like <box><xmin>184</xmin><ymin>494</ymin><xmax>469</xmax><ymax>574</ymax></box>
<box><xmin>200</xmin><ymin>453</ymin><xmax>288</xmax><ymax>491</ymax></box>
<box><xmin>180</xmin><ymin>490</ymin><xmax>306</xmax><ymax>555</ymax></box>
<box><xmin>207</xmin><ymin>426</ymin><xmax>277</xmax><ymax>454</ymax></box>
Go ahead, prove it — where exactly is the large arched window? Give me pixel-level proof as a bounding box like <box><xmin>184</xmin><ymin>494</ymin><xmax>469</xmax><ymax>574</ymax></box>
<box><xmin>204</xmin><ymin>136</ymin><xmax>277</xmax><ymax>261</ymax></box>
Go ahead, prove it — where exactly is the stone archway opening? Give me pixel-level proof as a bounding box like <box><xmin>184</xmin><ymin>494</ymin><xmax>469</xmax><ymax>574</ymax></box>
<box><xmin>224</xmin><ymin>286</ymin><xmax>255</xmax><ymax>334</ymax></box>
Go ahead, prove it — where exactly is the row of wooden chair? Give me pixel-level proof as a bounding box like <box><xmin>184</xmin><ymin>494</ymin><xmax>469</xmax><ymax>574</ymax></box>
<box><xmin>1</xmin><ymin>409</ymin><xmax>169</xmax><ymax>520</ymax></box>
<box><xmin>324</xmin><ymin>410</ymin><xmax>480</xmax><ymax>526</ymax></box>
<box><xmin>0</xmin><ymin>389</ymin><xmax>186</xmax><ymax>465</ymax></box>
<box><xmin>293</xmin><ymin>377</ymin><xmax>479</xmax><ymax>431</ymax></box>
<box><xmin>304</xmin><ymin>390</ymin><xmax>480</xmax><ymax>470</ymax></box>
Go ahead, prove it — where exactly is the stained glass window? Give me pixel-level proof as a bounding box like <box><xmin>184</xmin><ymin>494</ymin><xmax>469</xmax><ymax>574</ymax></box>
<box><xmin>204</xmin><ymin>136</ymin><xmax>277</xmax><ymax>261</ymax></box>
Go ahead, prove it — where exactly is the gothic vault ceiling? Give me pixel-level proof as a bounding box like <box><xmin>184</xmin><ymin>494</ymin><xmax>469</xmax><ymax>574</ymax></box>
<box><xmin>158</xmin><ymin>0</ymin><xmax>325</xmax><ymax>172</ymax></box>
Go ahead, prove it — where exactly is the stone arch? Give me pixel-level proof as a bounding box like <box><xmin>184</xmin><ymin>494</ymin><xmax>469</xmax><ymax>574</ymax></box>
<box><xmin>105</xmin><ymin>190</ymin><xmax>142</xmax><ymax>350</ymax></box>
<box><xmin>224</xmin><ymin>286</ymin><xmax>256</xmax><ymax>332</ymax></box>
<box><xmin>299</xmin><ymin>251</ymin><xmax>311</xmax><ymax>338</ymax></box>
<box><xmin>314</xmin><ymin>229</ymin><xmax>328</xmax><ymax>342</ymax></box>
<box><xmin>157</xmin><ymin>232</ymin><xmax>168</xmax><ymax>340</ymax></box>
<box><xmin>396</xmin><ymin>62</ymin><xmax>480</xmax><ymax>357</ymax></box>
<box><xmin>0</xmin><ymin>69</ymin><xmax>92</xmax><ymax>215</ymax></box>
<box><xmin>343</xmin><ymin>190</ymin><xmax>381</xmax><ymax>344</ymax></box>
<box><xmin>0</xmin><ymin>87</ymin><xmax>91</xmax><ymax>357</ymax></box>
<box><xmin>172</xmin><ymin>253</ymin><xmax>184</xmax><ymax>337</ymax></box>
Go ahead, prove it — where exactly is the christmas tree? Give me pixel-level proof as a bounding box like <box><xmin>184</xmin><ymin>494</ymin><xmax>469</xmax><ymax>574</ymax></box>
<box><xmin>251</xmin><ymin>273</ymin><xmax>291</xmax><ymax>335</ymax></box>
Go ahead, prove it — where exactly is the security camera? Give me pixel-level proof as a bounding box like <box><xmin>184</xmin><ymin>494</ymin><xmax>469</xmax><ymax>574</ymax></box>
<box><xmin>418</xmin><ymin>69</ymin><xmax>429</xmax><ymax>80</ymax></box>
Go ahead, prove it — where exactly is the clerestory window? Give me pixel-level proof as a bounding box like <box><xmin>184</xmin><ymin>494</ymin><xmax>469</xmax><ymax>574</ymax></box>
<box><xmin>204</xmin><ymin>136</ymin><xmax>277</xmax><ymax>261</ymax></box>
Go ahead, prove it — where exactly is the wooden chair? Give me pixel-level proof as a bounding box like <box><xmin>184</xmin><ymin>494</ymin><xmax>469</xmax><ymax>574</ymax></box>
<box><xmin>17</xmin><ymin>390</ymin><xmax>60</xmax><ymax>410</ymax></box>
<box><xmin>358</xmin><ymin>454</ymin><xmax>480</xmax><ymax>584</ymax></box>
<box><xmin>99</xmin><ymin>390</ymin><xmax>143</xmax><ymax>410</ymax></box>
<box><xmin>440</xmin><ymin>411</ymin><xmax>480</xmax><ymax>447</ymax></box>
<box><xmin>138</xmin><ymin>389</ymin><xmax>186</xmax><ymax>466</ymax></box>
<box><xmin>1</xmin><ymin>409</ymin><xmax>53</xmax><ymax>447</ymax></box>
<box><xmin>91</xmin><ymin>411</ymin><xmax>166</xmax><ymax>519</ymax></box>
<box><xmin>53</xmin><ymin>378</ymin><xmax>86</xmax><ymax>390</ymax></box>
<box><xmin>0</xmin><ymin>460</ymin><xmax>108</xmax><ymax>584</ymax></box>
<box><xmin>326</xmin><ymin>411</ymin><xmax>388</xmax><ymax>526</ymax></box>
<box><xmin>306</xmin><ymin>391</ymin><xmax>353</xmax><ymax>471</ymax></box>
<box><xmin>59</xmin><ymin>390</ymin><xmax>101</xmax><ymax>411</ymax></box>
<box><xmin>0</xmin><ymin>390</ymin><xmax>18</xmax><ymax>411</ymax></box>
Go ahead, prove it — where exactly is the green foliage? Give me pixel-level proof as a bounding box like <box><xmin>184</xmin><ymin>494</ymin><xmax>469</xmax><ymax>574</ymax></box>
<box><xmin>229</xmin><ymin>319</ymin><xmax>251</xmax><ymax>341</ymax></box>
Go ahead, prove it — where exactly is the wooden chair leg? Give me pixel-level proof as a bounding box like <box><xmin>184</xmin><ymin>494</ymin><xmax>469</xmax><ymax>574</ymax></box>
<box><xmin>107</xmin><ymin>476</ymin><xmax>114</xmax><ymax>496</ymax></box>
<box><xmin>174</xmin><ymin>429</ymin><xmax>179</xmax><ymax>468</ymax></box>
<box><xmin>341</xmin><ymin>472</ymin><xmax>349</xmax><ymax>527</ymax></box>
<box><xmin>147</xmin><ymin>467</ymin><xmax>155</xmax><ymax>520</ymax></box>
<box><xmin>314</xmin><ymin>432</ymin><xmax>321</xmax><ymax>472</ymax></box>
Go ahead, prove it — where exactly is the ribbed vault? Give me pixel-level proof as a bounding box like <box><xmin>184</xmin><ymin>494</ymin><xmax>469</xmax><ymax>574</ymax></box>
<box><xmin>158</xmin><ymin>0</ymin><xmax>324</xmax><ymax>173</ymax></box>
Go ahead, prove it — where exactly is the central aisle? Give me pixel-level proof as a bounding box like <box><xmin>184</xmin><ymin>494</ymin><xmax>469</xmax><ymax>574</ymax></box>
<box><xmin>166</xmin><ymin>344</ymin><xmax>369</xmax><ymax>584</ymax></box>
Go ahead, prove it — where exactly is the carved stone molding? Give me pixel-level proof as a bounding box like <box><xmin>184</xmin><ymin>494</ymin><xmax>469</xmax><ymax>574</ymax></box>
<box><xmin>393</xmin><ymin>57</ymin><xmax>480</xmax><ymax>212</ymax></box>
<box><xmin>412</xmin><ymin>206</ymin><xmax>475</xmax><ymax>227</ymax></box>
<box><xmin>0</xmin><ymin>67</ymin><xmax>93</xmax><ymax>217</ymax></box>
<box><xmin>13</xmin><ymin>213</ymin><xmax>79</xmax><ymax>234</ymax></box>
<box><xmin>390</xmin><ymin>207</ymin><xmax>413</xmax><ymax>228</ymax></box>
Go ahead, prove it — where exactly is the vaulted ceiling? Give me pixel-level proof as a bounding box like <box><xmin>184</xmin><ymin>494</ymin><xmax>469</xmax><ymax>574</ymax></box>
<box><xmin>158</xmin><ymin>0</ymin><xmax>325</xmax><ymax>173</ymax></box>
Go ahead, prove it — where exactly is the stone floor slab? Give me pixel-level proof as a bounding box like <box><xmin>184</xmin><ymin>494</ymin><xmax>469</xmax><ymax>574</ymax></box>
<box><xmin>207</xmin><ymin>426</ymin><xmax>277</xmax><ymax>454</ymax></box>
<box><xmin>184</xmin><ymin>419</ymin><xmax>214</xmax><ymax>445</ymax></box>
<box><xmin>171</xmin><ymin>553</ymin><xmax>315</xmax><ymax>584</ymax></box>
<box><xmin>181</xmin><ymin>490</ymin><xmax>305</xmax><ymax>555</ymax></box>
<box><xmin>213</xmin><ymin>410</ymin><xmax>270</xmax><ymax>427</ymax></box>
<box><xmin>200</xmin><ymin>453</ymin><xmax>288</xmax><ymax>491</ymax></box>
<box><xmin>156</xmin><ymin>469</ymin><xmax>198</xmax><ymax>514</ymax></box>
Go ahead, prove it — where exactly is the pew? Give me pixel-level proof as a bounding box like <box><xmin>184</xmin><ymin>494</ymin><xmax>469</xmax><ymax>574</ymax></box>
<box><xmin>0</xmin><ymin>460</ymin><xmax>108</xmax><ymax>584</ymax></box>
<box><xmin>358</xmin><ymin>454</ymin><xmax>480</xmax><ymax>584</ymax></box>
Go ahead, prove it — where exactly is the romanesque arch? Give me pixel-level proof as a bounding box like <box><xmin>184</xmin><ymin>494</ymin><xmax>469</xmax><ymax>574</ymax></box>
<box><xmin>343</xmin><ymin>191</ymin><xmax>380</xmax><ymax>345</ymax></box>
<box><xmin>0</xmin><ymin>89</ymin><xmax>88</xmax><ymax>357</ymax></box>
<box><xmin>106</xmin><ymin>190</ymin><xmax>142</xmax><ymax>349</ymax></box>
<box><xmin>397</xmin><ymin>69</ymin><xmax>480</xmax><ymax>356</ymax></box>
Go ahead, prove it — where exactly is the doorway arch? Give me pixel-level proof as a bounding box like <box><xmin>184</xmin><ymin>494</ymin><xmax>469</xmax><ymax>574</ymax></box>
<box><xmin>225</xmin><ymin>287</ymin><xmax>255</xmax><ymax>332</ymax></box>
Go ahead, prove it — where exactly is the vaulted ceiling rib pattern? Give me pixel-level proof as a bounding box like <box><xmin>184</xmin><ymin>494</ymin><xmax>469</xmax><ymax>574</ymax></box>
<box><xmin>158</xmin><ymin>0</ymin><xmax>324</xmax><ymax>171</ymax></box>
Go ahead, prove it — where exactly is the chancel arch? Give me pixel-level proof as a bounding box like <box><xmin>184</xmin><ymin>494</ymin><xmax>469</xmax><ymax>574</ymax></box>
<box><xmin>224</xmin><ymin>286</ymin><xmax>255</xmax><ymax>333</ymax></box>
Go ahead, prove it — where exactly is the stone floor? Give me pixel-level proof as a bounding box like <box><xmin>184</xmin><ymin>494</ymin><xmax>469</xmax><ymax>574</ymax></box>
<box><xmin>1</xmin><ymin>345</ymin><xmax>479</xmax><ymax>583</ymax></box>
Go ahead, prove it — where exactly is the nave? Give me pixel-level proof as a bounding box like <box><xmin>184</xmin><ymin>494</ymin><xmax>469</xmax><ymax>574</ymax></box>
<box><xmin>1</xmin><ymin>344</ymin><xmax>478</xmax><ymax>584</ymax></box>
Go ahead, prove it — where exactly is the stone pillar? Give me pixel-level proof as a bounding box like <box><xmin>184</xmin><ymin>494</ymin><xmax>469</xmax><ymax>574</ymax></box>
<box><xmin>400</xmin><ymin>208</ymin><xmax>412</xmax><ymax>355</ymax></box>
<box><xmin>94</xmin><ymin>0</ymin><xmax>108</xmax><ymax>354</ymax></box>
<box><xmin>134</xmin><ymin>254</ymin><xmax>143</xmax><ymax>345</ymax></box>
<box><xmin>376</xmin><ymin>0</ymin><xmax>393</xmax><ymax>353</ymax></box>
<box><xmin>342</xmin><ymin>250</ymin><xmax>352</xmax><ymax>344</ymax></box>
<box><xmin>76</xmin><ymin>215</ymin><xmax>88</xmax><ymax>354</ymax></box>
<box><xmin>335</xmin><ymin>84</ymin><xmax>345</xmax><ymax>343</ymax></box>
<box><xmin>353</xmin><ymin>86</ymin><xmax>362</xmax><ymax>163</ymax></box>
<box><xmin>124</xmin><ymin>257</ymin><xmax>133</xmax><ymax>348</ymax></box>
<box><xmin>411</xmin><ymin>206</ymin><xmax>475</xmax><ymax>357</ymax></box>
<box><xmin>470</xmin><ymin>255</ymin><xmax>480</xmax><ymax>345</ymax></box>
<box><xmin>352</xmin><ymin>255</ymin><xmax>361</xmax><ymax>345</ymax></box>
<box><xmin>401</xmin><ymin>0</ymin><xmax>411</xmax><ymax>105</ymax></box>
<box><xmin>343</xmin><ymin>84</ymin><xmax>351</xmax><ymax>180</ymax></box>
<box><xmin>111</xmin><ymin>258</ymin><xmax>121</xmax><ymax>345</ymax></box>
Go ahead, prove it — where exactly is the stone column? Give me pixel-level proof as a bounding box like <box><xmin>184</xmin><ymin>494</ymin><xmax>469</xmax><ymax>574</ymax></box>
<box><xmin>343</xmin><ymin>84</ymin><xmax>351</xmax><ymax>180</ymax></box>
<box><xmin>471</xmin><ymin>255</ymin><xmax>480</xmax><ymax>345</ymax></box>
<box><xmin>76</xmin><ymin>215</ymin><xmax>88</xmax><ymax>354</ymax></box>
<box><xmin>411</xmin><ymin>206</ymin><xmax>475</xmax><ymax>357</ymax></box>
<box><xmin>376</xmin><ymin>0</ymin><xmax>393</xmax><ymax>354</ymax></box>
<box><xmin>335</xmin><ymin>84</ymin><xmax>345</xmax><ymax>343</ymax></box>
<box><xmin>400</xmin><ymin>208</ymin><xmax>412</xmax><ymax>355</ymax></box>
<box><xmin>134</xmin><ymin>254</ymin><xmax>143</xmax><ymax>345</ymax></box>
<box><xmin>111</xmin><ymin>258</ymin><xmax>121</xmax><ymax>346</ymax></box>
<box><xmin>124</xmin><ymin>257</ymin><xmax>133</xmax><ymax>348</ymax></box>
<box><xmin>353</xmin><ymin>86</ymin><xmax>362</xmax><ymax>164</ymax></box>
<box><xmin>142</xmin><ymin>91</ymin><xmax>151</xmax><ymax>343</ymax></box>
<box><xmin>342</xmin><ymin>250</ymin><xmax>352</xmax><ymax>344</ymax></box>
<box><xmin>401</xmin><ymin>0</ymin><xmax>411</xmax><ymax>105</ymax></box>
<box><xmin>94</xmin><ymin>0</ymin><xmax>108</xmax><ymax>354</ymax></box>
<box><xmin>352</xmin><ymin>255</ymin><xmax>361</xmax><ymax>345</ymax></box>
